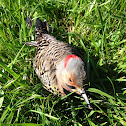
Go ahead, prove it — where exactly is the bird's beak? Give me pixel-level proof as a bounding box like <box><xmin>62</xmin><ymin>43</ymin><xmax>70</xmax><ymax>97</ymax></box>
<box><xmin>77</xmin><ymin>87</ymin><xmax>92</xmax><ymax>109</ymax></box>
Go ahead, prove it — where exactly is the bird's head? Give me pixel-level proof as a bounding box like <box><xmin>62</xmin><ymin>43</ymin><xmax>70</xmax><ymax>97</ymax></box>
<box><xmin>56</xmin><ymin>54</ymin><xmax>92</xmax><ymax>109</ymax></box>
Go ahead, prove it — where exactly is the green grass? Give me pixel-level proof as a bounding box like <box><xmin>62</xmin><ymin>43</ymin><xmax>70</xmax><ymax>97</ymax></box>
<box><xmin>0</xmin><ymin>0</ymin><xmax>126</xmax><ymax>125</ymax></box>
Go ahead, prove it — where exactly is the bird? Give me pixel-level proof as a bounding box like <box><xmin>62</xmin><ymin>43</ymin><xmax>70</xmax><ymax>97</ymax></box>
<box><xmin>23</xmin><ymin>17</ymin><xmax>92</xmax><ymax>109</ymax></box>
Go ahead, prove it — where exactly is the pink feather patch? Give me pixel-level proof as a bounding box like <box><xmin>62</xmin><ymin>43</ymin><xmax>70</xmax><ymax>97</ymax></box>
<box><xmin>64</xmin><ymin>54</ymin><xmax>82</xmax><ymax>68</ymax></box>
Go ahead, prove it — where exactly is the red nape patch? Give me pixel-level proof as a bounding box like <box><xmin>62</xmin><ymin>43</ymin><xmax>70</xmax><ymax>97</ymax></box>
<box><xmin>64</xmin><ymin>54</ymin><xmax>82</xmax><ymax>68</ymax></box>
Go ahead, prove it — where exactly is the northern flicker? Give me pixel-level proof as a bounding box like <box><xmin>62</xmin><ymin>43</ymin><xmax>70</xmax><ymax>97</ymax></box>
<box><xmin>23</xmin><ymin>17</ymin><xmax>92</xmax><ymax>109</ymax></box>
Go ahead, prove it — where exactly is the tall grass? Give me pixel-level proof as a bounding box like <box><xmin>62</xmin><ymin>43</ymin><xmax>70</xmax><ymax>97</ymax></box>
<box><xmin>0</xmin><ymin>0</ymin><xmax>126</xmax><ymax>125</ymax></box>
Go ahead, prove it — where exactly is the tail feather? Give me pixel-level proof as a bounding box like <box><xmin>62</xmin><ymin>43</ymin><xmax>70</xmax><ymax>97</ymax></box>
<box><xmin>26</xmin><ymin>17</ymin><xmax>50</xmax><ymax>35</ymax></box>
<box><xmin>23</xmin><ymin>17</ymin><xmax>50</xmax><ymax>46</ymax></box>
<box><xmin>22</xmin><ymin>41</ymin><xmax>38</xmax><ymax>46</ymax></box>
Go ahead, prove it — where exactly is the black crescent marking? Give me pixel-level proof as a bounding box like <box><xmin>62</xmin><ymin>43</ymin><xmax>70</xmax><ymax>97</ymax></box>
<box><xmin>63</xmin><ymin>88</ymin><xmax>71</xmax><ymax>95</ymax></box>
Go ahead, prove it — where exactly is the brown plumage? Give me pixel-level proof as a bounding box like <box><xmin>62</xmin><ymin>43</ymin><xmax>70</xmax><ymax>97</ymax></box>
<box><xmin>23</xmin><ymin>17</ymin><xmax>92</xmax><ymax>109</ymax></box>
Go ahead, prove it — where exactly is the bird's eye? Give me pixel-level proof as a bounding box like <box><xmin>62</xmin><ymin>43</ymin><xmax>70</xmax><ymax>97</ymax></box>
<box><xmin>69</xmin><ymin>77</ymin><xmax>72</xmax><ymax>82</ymax></box>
